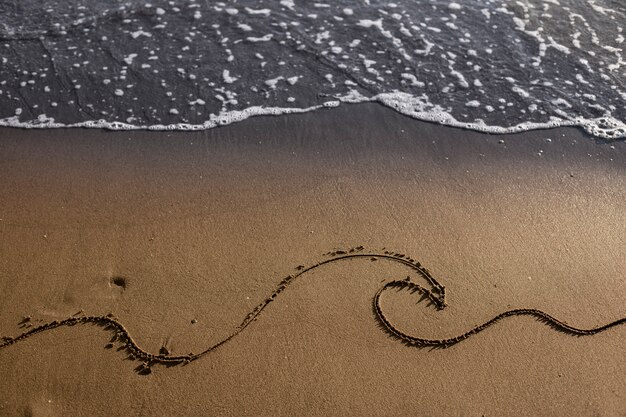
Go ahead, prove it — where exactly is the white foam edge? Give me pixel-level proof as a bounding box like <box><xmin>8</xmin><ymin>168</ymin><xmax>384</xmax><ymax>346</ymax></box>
<box><xmin>0</xmin><ymin>90</ymin><xmax>624</xmax><ymax>140</ymax></box>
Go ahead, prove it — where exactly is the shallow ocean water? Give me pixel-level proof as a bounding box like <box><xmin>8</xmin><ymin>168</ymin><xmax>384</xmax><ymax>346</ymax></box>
<box><xmin>0</xmin><ymin>0</ymin><xmax>624</xmax><ymax>138</ymax></box>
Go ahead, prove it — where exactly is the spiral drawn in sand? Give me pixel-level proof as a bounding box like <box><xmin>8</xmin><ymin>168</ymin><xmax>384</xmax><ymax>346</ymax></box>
<box><xmin>1</xmin><ymin>248</ymin><xmax>625</xmax><ymax>374</ymax></box>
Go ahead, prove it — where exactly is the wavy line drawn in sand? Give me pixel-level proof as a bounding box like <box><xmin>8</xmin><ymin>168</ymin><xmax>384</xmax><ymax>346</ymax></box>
<box><xmin>1</xmin><ymin>247</ymin><xmax>625</xmax><ymax>374</ymax></box>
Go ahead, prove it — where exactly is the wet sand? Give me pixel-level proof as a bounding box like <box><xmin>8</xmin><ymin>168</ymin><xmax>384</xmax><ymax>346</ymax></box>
<box><xmin>0</xmin><ymin>103</ymin><xmax>625</xmax><ymax>416</ymax></box>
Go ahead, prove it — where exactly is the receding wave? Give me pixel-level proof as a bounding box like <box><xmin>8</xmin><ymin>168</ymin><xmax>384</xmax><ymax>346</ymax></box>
<box><xmin>0</xmin><ymin>0</ymin><xmax>624</xmax><ymax>139</ymax></box>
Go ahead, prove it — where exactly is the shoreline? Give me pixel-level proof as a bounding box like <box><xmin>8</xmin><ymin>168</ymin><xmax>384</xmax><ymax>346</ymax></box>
<box><xmin>2</xmin><ymin>97</ymin><xmax>625</xmax><ymax>141</ymax></box>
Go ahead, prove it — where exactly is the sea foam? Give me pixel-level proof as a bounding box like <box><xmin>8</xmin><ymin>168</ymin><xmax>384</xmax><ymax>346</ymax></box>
<box><xmin>0</xmin><ymin>0</ymin><xmax>624</xmax><ymax>139</ymax></box>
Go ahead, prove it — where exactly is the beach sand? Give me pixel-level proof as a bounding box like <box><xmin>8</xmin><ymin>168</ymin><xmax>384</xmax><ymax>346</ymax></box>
<box><xmin>0</xmin><ymin>103</ymin><xmax>625</xmax><ymax>416</ymax></box>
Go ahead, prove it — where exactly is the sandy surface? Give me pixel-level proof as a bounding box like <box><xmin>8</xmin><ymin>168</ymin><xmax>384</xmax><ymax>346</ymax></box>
<box><xmin>0</xmin><ymin>103</ymin><xmax>625</xmax><ymax>416</ymax></box>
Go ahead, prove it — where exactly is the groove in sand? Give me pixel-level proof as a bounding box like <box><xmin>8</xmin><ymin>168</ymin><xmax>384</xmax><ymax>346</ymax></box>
<box><xmin>1</xmin><ymin>247</ymin><xmax>625</xmax><ymax>374</ymax></box>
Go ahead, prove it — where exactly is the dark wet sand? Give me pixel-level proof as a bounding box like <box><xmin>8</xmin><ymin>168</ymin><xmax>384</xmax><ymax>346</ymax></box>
<box><xmin>0</xmin><ymin>103</ymin><xmax>625</xmax><ymax>416</ymax></box>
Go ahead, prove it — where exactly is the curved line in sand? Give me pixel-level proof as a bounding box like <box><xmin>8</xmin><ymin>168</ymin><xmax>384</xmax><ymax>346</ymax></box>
<box><xmin>1</xmin><ymin>248</ymin><xmax>624</xmax><ymax>372</ymax></box>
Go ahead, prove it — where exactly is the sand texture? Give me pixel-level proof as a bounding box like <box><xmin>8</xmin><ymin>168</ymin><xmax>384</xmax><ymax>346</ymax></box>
<box><xmin>1</xmin><ymin>104</ymin><xmax>625</xmax><ymax>416</ymax></box>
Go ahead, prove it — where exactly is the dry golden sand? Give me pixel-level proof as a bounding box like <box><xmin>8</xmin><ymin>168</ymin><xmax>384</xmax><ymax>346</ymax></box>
<box><xmin>0</xmin><ymin>103</ymin><xmax>625</xmax><ymax>416</ymax></box>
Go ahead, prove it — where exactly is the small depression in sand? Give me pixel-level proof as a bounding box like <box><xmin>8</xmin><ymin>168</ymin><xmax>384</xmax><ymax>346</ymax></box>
<box><xmin>109</xmin><ymin>276</ymin><xmax>127</xmax><ymax>292</ymax></box>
